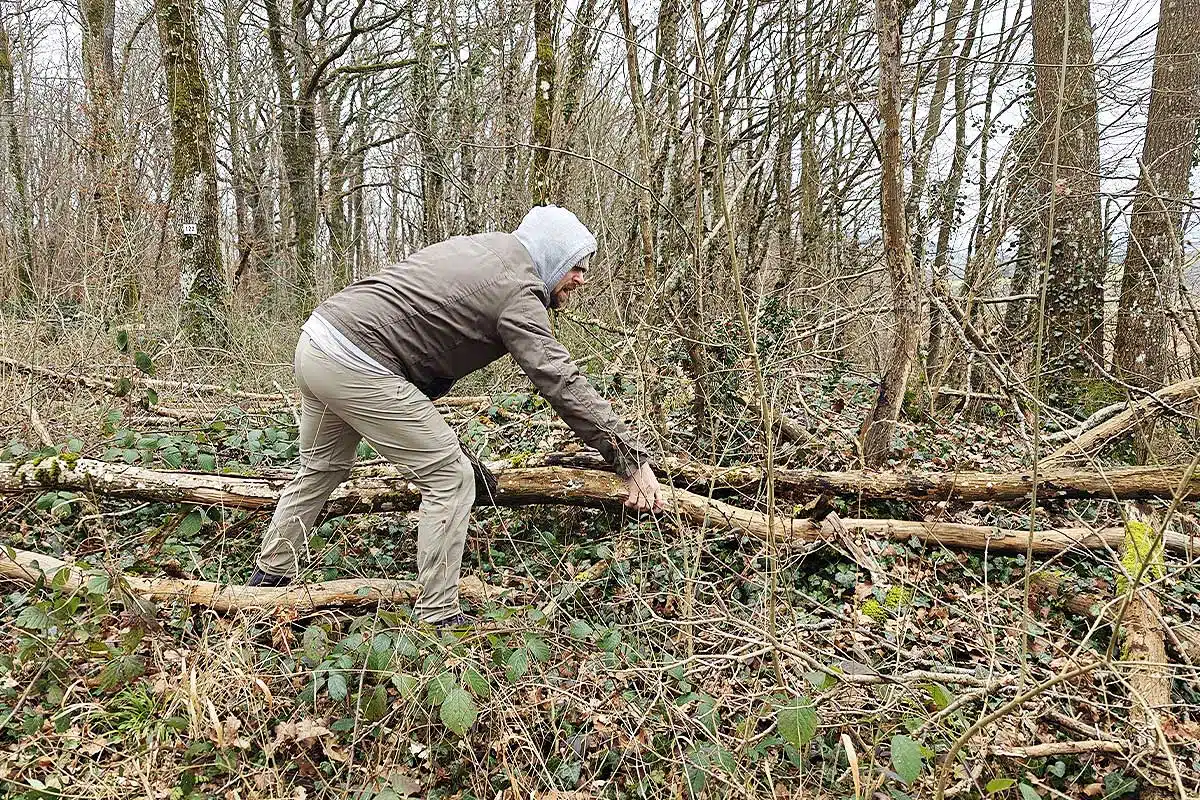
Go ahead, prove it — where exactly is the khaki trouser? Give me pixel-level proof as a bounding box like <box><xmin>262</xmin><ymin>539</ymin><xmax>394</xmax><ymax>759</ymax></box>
<box><xmin>256</xmin><ymin>332</ymin><xmax>475</xmax><ymax>623</ymax></box>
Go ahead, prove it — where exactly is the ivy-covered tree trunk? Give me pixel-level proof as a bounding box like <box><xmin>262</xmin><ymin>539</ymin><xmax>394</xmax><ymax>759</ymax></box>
<box><xmin>0</xmin><ymin>17</ymin><xmax>34</xmax><ymax>302</ymax></box>
<box><xmin>529</xmin><ymin>0</ymin><xmax>555</xmax><ymax>206</ymax></box>
<box><xmin>1113</xmin><ymin>0</ymin><xmax>1200</xmax><ymax>390</ymax></box>
<box><xmin>859</xmin><ymin>0</ymin><xmax>919</xmax><ymax>467</ymax></box>
<box><xmin>155</xmin><ymin>0</ymin><xmax>229</xmax><ymax>344</ymax></box>
<box><xmin>78</xmin><ymin>0</ymin><xmax>136</xmax><ymax>311</ymax></box>
<box><xmin>1031</xmin><ymin>0</ymin><xmax>1105</xmax><ymax>398</ymax></box>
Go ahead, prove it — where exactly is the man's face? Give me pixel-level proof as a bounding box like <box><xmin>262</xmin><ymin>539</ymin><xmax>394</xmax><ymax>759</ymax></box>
<box><xmin>552</xmin><ymin>259</ymin><xmax>589</xmax><ymax>308</ymax></box>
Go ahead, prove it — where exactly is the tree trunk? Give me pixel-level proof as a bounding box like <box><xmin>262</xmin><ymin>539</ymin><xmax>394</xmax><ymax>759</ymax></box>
<box><xmin>320</xmin><ymin>84</ymin><xmax>351</xmax><ymax>287</ymax></box>
<box><xmin>905</xmin><ymin>0</ymin><xmax>965</xmax><ymax>274</ymax></box>
<box><xmin>155</xmin><ymin>0</ymin><xmax>229</xmax><ymax>344</ymax></box>
<box><xmin>860</xmin><ymin>0</ymin><xmax>919</xmax><ymax>467</ymax></box>
<box><xmin>222</xmin><ymin>0</ymin><xmax>255</xmax><ymax>288</ymax></box>
<box><xmin>2</xmin><ymin>546</ymin><xmax>502</xmax><ymax>613</ymax></box>
<box><xmin>0</xmin><ymin>19</ymin><xmax>34</xmax><ymax>301</ymax></box>
<box><xmin>927</xmin><ymin>0</ymin><xmax>981</xmax><ymax>384</ymax></box>
<box><xmin>263</xmin><ymin>0</ymin><xmax>318</xmax><ymax>305</ymax></box>
<box><xmin>412</xmin><ymin>6</ymin><xmax>444</xmax><ymax>242</ymax></box>
<box><xmin>529</xmin><ymin>0</ymin><xmax>555</xmax><ymax>205</ymax></box>
<box><xmin>79</xmin><ymin>0</ymin><xmax>137</xmax><ymax>311</ymax></box>
<box><xmin>617</xmin><ymin>0</ymin><xmax>656</xmax><ymax>286</ymax></box>
<box><xmin>1040</xmin><ymin>374</ymin><xmax>1200</xmax><ymax>466</ymax></box>
<box><xmin>1031</xmin><ymin>0</ymin><xmax>1105</xmax><ymax>396</ymax></box>
<box><xmin>1113</xmin><ymin>0</ymin><xmax>1200</xmax><ymax>390</ymax></box>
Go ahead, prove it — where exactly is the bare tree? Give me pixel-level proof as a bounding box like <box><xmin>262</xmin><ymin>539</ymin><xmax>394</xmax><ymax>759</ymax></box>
<box><xmin>529</xmin><ymin>0</ymin><xmax>554</xmax><ymax>205</ymax></box>
<box><xmin>1113</xmin><ymin>0</ymin><xmax>1200</xmax><ymax>390</ymax></box>
<box><xmin>155</xmin><ymin>0</ymin><xmax>228</xmax><ymax>342</ymax></box>
<box><xmin>0</xmin><ymin>9</ymin><xmax>32</xmax><ymax>301</ymax></box>
<box><xmin>859</xmin><ymin>0</ymin><xmax>919</xmax><ymax>467</ymax></box>
<box><xmin>78</xmin><ymin>0</ymin><xmax>136</xmax><ymax>309</ymax></box>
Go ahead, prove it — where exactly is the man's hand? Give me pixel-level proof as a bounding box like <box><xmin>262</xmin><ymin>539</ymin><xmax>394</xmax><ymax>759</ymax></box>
<box><xmin>624</xmin><ymin>462</ymin><xmax>665</xmax><ymax>512</ymax></box>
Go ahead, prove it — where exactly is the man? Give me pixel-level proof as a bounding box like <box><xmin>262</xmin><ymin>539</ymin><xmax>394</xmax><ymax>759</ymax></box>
<box><xmin>248</xmin><ymin>205</ymin><xmax>664</xmax><ymax>626</ymax></box>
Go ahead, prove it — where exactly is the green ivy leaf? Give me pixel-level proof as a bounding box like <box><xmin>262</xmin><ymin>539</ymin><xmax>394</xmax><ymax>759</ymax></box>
<box><xmin>890</xmin><ymin>734</ymin><xmax>923</xmax><ymax>785</ymax></box>
<box><xmin>986</xmin><ymin>778</ymin><xmax>1017</xmax><ymax>793</ymax></box>
<box><xmin>326</xmin><ymin>672</ymin><xmax>348</xmax><ymax>701</ymax></box>
<box><xmin>115</xmin><ymin>329</ymin><xmax>130</xmax><ymax>353</ymax></box>
<box><xmin>146</xmin><ymin>388</ymin><xmax>159</xmax><ymax>407</ymax></box>
<box><xmin>568</xmin><ymin>619</ymin><xmax>593</xmax><ymax>640</ymax></box>
<box><xmin>390</xmin><ymin>672</ymin><xmax>418</xmax><ymax>698</ymax></box>
<box><xmin>425</xmin><ymin>671</ymin><xmax>455</xmax><ymax>705</ymax></box>
<box><xmin>196</xmin><ymin>452</ymin><xmax>216</xmax><ymax>471</ymax></box>
<box><xmin>362</xmin><ymin>684</ymin><xmax>388</xmax><ymax>722</ymax></box>
<box><xmin>462</xmin><ymin>665</ymin><xmax>491</xmax><ymax>698</ymax></box>
<box><xmin>524</xmin><ymin>634</ymin><xmax>550</xmax><ymax>663</ymax></box>
<box><xmin>924</xmin><ymin>683</ymin><xmax>954</xmax><ymax>711</ymax></box>
<box><xmin>178</xmin><ymin>509</ymin><xmax>203</xmax><ymax>538</ymax></box>
<box><xmin>439</xmin><ymin>686</ymin><xmax>477</xmax><ymax>735</ymax></box>
<box><xmin>597</xmin><ymin>628</ymin><xmax>621</xmax><ymax>652</ymax></box>
<box><xmin>505</xmin><ymin>649</ymin><xmax>529</xmax><ymax>682</ymax></box>
<box><xmin>16</xmin><ymin>604</ymin><xmax>53</xmax><ymax>631</ymax></box>
<box><xmin>97</xmin><ymin>654</ymin><xmax>146</xmax><ymax>691</ymax></box>
<box><xmin>133</xmin><ymin>351</ymin><xmax>155</xmax><ymax>375</ymax></box>
<box><xmin>1018</xmin><ymin>785</ymin><xmax>1043</xmax><ymax>800</ymax></box>
<box><xmin>776</xmin><ymin>696</ymin><xmax>819</xmax><ymax>749</ymax></box>
<box><xmin>302</xmin><ymin>625</ymin><xmax>329</xmax><ymax>663</ymax></box>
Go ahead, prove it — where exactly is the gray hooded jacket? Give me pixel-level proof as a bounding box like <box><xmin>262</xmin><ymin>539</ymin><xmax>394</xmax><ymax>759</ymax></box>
<box><xmin>314</xmin><ymin>209</ymin><xmax>649</xmax><ymax>477</ymax></box>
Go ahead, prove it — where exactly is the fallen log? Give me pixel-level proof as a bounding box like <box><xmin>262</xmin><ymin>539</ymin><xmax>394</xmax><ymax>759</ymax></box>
<box><xmin>3</xmin><ymin>457</ymin><xmax>1197</xmax><ymax>555</ymax></box>
<box><xmin>1030</xmin><ymin>571</ymin><xmax>1199</xmax><ymax>664</ymax></box>
<box><xmin>532</xmin><ymin>452</ymin><xmax>1200</xmax><ymax>502</ymax></box>
<box><xmin>0</xmin><ymin>545</ymin><xmax>508</xmax><ymax>612</ymax></box>
<box><xmin>0</xmin><ymin>356</ymin><xmax>488</xmax><ymax>412</ymax></box>
<box><xmin>1040</xmin><ymin>376</ymin><xmax>1200</xmax><ymax>467</ymax></box>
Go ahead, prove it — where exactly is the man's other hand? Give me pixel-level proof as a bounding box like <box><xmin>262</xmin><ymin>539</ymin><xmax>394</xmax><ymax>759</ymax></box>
<box><xmin>624</xmin><ymin>462</ymin><xmax>665</xmax><ymax>512</ymax></box>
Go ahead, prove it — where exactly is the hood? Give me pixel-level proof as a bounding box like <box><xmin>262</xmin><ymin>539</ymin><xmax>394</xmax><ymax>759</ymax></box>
<box><xmin>512</xmin><ymin>205</ymin><xmax>597</xmax><ymax>302</ymax></box>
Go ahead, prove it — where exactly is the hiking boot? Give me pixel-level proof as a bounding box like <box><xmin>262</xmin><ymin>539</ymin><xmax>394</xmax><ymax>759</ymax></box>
<box><xmin>247</xmin><ymin>568</ymin><xmax>293</xmax><ymax>588</ymax></box>
<box><xmin>432</xmin><ymin>612</ymin><xmax>476</xmax><ymax>632</ymax></box>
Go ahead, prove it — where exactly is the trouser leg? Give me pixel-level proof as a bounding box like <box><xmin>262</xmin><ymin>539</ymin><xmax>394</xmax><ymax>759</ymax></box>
<box><xmin>411</xmin><ymin>452</ymin><xmax>475</xmax><ymax>622</ymax></box>
<box><xmin>256</xmin><ymin>337</ymin><xmax>360</xmax><ymax>577</ymax></box>
<box><xmin>293</xmin><ymin>340</ymin><xmax>474</xmax><ymax>622</ymax></box>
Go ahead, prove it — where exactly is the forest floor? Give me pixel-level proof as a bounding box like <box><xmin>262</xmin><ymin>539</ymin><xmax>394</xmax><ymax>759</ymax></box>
<box><xmin>1</xmin><ymin>307</ymin><xmax>1198</xmax><ymax>800</ymax></box>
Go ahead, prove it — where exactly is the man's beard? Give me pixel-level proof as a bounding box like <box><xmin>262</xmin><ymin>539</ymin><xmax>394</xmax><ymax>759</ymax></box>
<box><xmin>550</xmin><ymin>289</ymin><xmax>571</xmax><ymax>309</ymax></box>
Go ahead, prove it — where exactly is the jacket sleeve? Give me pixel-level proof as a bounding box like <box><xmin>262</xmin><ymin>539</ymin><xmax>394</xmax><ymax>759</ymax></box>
<box><xmin>497</xmin><ymin>286</ymin><xmax>650</xmax><ymax>478</ymax></box>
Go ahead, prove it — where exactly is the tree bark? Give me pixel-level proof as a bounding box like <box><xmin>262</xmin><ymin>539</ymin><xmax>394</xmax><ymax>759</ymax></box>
<box><xmin>860</xmin><ymin>0</ymin><xmax>919</xmax><ymax>467</ymax></box>
<box><xmin>904</xmin><ymin>0</ymin><xmax>965</xmax><ymax>272</ymax></box>
<box><xmin>926</xmin><ymin>0</ymin><xmax>980</xmax><ymax>382</ymax></box>
<box><xmin>0</xmin><ymin>546</ymin><xmax>504</xmax><ymax>612</ymax></box>
<box><xmin>1113</xmin><ymin>0</ymin><xmax>1200</xmax><ymax>390</ymax></box>
<box><xmin>263</xmin><ymin>0</ymin><xmax>318</xmax><ymax>304</ymax></box>
<box><xmin>3</xmin><ymin>457</ymin><xmax>1197</xmax><ymax>554</ymax></box>
<box><xmin>79</xmin><ymin>0</ymin><xmax>137</xmax><ymax>310</ymax></box>
<box><xmin>0</xmin><ymin>18</ymin><xmax>34</xmax><ymax>301</ymax></box>
<box><xmin>535</xmin><ymin>452</ymin><xmax>1200</xmax><ymax>503</ymax></box>
<box><xmin>1030</xmin><ymin>570</ymin><xmax>1199</xmax><ymax>663</ymax></box>
<box><xmin>529</xmin><ymin>0</ymin><xmax>555</xmax><ymax>205</ymax></box>
<box><xmin>155</xmin><ymin>0</ymin><xmax>229</xmax><ymax>344</ymax></box>
<box><xmin>1031</xmin><ymin>0</ymin><xmax>1105</xmax><ymax>394</ymax></box>
<box><xmin>1117</xmin><ymin>505</ymin><xmax>1172</xmax><ymax>772</ymax></box>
